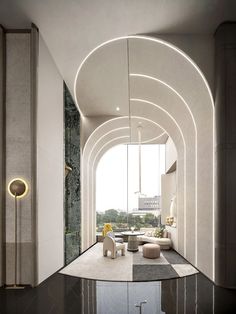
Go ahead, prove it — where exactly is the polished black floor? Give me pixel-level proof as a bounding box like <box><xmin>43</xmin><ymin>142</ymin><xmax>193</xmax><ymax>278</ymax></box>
<box><xmin>1</xmin><ymin>272</ymin><xmax>236</xmax><ymax>314</ymax></box>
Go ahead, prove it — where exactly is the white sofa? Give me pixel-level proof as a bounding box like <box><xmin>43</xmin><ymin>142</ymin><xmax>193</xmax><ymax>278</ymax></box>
<box><xmin>137</xmin><ymin>228</ymin><xmax>172</xmax><ymax>250</ymax></box>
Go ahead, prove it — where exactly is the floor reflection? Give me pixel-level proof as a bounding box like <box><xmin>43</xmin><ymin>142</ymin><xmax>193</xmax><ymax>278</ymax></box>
<box><xmin>0</xmin><ymin>273</ymin><xmax>236</xmax><ymax>313</ymax></box>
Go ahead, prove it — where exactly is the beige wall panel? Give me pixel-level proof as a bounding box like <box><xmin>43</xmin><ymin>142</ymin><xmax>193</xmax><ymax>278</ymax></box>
<box><xmin>165</xmin><ymin>137</ymin><xmax>177</xmax><ymax>173</ymax></box>
<box><xmin>159</xmin><ymin>35</ymin><xmax>214</xmax><ymax>92</ymax></box>
<box><xmin>0</xmin><ymin>27</ymin><xmax>4</xmax><ymax>287</ymax></box>
<box><xmin>37</xmin><ymin>34</ymin><xmax>64</xmax><ymax>284</ymax></box>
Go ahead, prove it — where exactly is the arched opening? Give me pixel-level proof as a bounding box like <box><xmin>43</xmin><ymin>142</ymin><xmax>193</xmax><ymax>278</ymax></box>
<box><xmin>96</xmin><ymin>142</ymin><xmax>166</xmax><ymax>234</ymax></box>
<box><xmin>76</xmin><ymin>36</ymin><xmax>214</xmax><ymax>281</ymax></box>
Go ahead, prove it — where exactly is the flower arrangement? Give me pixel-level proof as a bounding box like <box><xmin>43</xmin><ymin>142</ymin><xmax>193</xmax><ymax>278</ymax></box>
<box><xmin>102</xmin><ymin>223</ymin><xmax>113</xmax><ymax>236</ymax></box>
<box><xmin>154</xmin><ymin>226</ymin><xmax>165</xmax><ymax>238</ymax></box>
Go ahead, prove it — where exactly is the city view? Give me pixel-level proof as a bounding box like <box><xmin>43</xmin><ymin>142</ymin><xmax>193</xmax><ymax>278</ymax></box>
<box><xmin>96</xmin><ymin>144</ymin><xmax>165</xmax><ymax>232</ymax></box>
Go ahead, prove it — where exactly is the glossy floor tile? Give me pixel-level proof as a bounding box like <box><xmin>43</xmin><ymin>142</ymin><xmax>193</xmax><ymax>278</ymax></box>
<box><xmin>1</xmin><ymin>272</ymin><xmax>236</xmax><ymax>313</ymax></box>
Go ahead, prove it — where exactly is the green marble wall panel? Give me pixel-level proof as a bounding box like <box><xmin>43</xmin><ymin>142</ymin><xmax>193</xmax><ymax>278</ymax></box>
<box><xmin>64</xmin><ymin>84</ymin><xmax>80</xmax><ymax>265</ymax></box>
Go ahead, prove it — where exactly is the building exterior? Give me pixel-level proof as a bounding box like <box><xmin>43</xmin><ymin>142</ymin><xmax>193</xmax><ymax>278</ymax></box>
<box><xmin>138</xmin><ymin>196</ymin><xmax>160</xmax><ymax>211</ymax></box>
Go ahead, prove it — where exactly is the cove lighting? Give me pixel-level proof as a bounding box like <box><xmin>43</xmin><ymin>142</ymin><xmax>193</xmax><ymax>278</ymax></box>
<box><xmin>8</xmin><ymin>178</ymin><xmax>29</xmax><ymax>199</ymax></box>
<box><xmin>130</xmin><ymin>73</ymin><xmax>198</xmax><ymax>265</ymax></box>
<box><xmin>74</xmin><ymin>35</ymin><xmax>214</xmax><ymax>117</ymax></box>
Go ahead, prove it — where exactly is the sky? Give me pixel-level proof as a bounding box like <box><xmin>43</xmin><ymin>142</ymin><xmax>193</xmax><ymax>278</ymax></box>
<box><xmin>96</xmin><ymin>144</ymin><xmax>165</xmax><ymax>213</ymax></box>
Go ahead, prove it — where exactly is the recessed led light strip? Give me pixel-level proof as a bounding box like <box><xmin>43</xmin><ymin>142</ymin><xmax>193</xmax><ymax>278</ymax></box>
<box><xmin>74</xmin><ymin>35</ymin><xmax>214</xmax><ymax>116</ymax></box>
<box><xmin>83</xmin><ymin>117</ymin><xmax>129</xmax><ymax>153</ymax></box>
<box><xmin>83</xmin><ymin>116</ymin><xmax>166</xmax><ymax>154</ymax></box>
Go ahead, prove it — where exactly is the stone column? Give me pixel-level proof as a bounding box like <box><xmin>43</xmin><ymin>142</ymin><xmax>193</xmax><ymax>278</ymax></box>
<box><xmin>215</xmin><ymin>22</ymin><xmax>236</xmax><ymax>288</ymax></box>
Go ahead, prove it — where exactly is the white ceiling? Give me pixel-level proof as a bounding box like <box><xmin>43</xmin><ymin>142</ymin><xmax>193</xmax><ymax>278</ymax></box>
<box><xmin>0</xmin><ymin>0</ymin><xmax>236</xmax><ymax>96</ymax></box>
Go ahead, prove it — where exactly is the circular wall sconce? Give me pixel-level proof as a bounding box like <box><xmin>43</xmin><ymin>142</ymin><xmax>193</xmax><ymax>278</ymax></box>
<box><xmin>8</xmin><ymin>178</ymin><xmax>28</xmax><ymax>198</ymax></box>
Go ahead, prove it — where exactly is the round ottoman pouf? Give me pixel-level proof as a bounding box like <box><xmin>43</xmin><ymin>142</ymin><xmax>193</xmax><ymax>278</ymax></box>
<box><xmin>143</xmin><ymin>243</ymin><xmax>160</xmax><ymax>259</ymax></box>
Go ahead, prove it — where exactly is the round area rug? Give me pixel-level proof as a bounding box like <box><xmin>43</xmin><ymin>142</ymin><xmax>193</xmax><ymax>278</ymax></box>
<box><xmin>60</xmin><ymin>243</ymin><xmax>198</xmax><ymax>282</ymax></box>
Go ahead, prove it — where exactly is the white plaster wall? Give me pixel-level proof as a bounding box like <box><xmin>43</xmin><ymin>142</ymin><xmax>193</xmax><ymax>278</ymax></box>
<box><xmin>37</xmin><ymin>34</ymin><xmax>64</xmax><ymax>284</ymax></box>
<box><xmin>159</xmin><ymin>35</ymin><xmax>214</xmax><ymax>92</ymax></box>
<box><xmin>165</xmin><ymin>137</ymin><xmax>177</xmax><ymax>172</ymax></box>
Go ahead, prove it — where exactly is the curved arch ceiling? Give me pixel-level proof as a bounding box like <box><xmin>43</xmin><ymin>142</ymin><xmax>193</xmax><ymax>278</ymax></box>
<box><xmin>74</xmin><ymin>36</ymin><xmax>213</xmax><ymax>118</ymax></box>
<box><xmin>78</xmin><ymin>36</ymin><xmax>215</xmax><ymax>281</ymax></box>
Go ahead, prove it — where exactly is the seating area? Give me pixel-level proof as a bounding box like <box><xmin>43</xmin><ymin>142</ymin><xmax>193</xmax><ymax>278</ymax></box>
<box><xmin>101</xmin><ymin>225</ymin><xmax>172</xmax><ymax>260</ymax></box>
<box><xmin>137</xmin><ymin>228</ymin><xmax>172</xmax><ymax>250</ymax></box>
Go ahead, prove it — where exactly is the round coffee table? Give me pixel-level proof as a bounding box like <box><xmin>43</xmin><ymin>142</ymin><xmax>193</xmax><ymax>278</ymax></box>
<box><xmin>121</xmin><ymin>231</ymin><xmax>145</xmax><ymax>252</ymax></box>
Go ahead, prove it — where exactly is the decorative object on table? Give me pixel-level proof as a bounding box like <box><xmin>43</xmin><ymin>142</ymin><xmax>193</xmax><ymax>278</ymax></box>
<box><xmin>7</xmin><ymin>178</ymin><xmax>28</xmax><ymax>289</ymax></box>
<box><xmin>102</xmin><ymin>223</ymin><xmax>113</xmax><ymax>236</ymax></box>
<box><xmin>170</xmin><ymin>195</ymin><xmax>176</xmax><ymax>217</ymax></box>
<box><xmin>103</xmin><ymin>236</ymin><xmax>125</xmax><ymax>259</ymax></box>
<box><xmin>143</xmin><ymin>243</ymin><xmax>160</xmax><ymax>259</ymax></box>
<box><xmin>106</xmin><ymin>231</ymin><xmax>124</xmax><ymax>243</ymax></box>
<box><xmin>65</xmin><ymin>163</ymin><xmax>72</xmax><ymax>176</ymax></box>
<box><xmin>131</xmin><ymin>226</ymin><xmax>135</xmax><ymax>233</ymax></box>
<box><xmin>165</xmin><ymin>195</ymin><xmax>176</xmax><ymax>226</ymax></box>
<box><xmin>166</xmin><ymin>216</ymin><xmax>174</xmax><ymax>226</ymax></box>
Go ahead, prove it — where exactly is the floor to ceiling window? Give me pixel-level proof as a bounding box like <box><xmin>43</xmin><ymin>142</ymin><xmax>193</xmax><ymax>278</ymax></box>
<box><xmin>96</xmin><ymin>144</ymin><xmax>165</xmax><ymax>232</ymax></box>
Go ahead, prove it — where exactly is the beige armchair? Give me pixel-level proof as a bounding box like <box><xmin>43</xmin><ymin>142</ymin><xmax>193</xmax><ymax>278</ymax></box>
<box><xmin>106</xmin><ymin>231</ymin><xmax>124</xmax><ymax>243</ymax></box>
<box><xmin>103</xmin><ymin>235</ymin><xmax>125</xmax><ymax>259</ymax></box>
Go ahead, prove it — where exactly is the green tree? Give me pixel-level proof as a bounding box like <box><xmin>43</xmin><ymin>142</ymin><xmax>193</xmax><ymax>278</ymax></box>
<box><xmin>96</xmin><ymin>212</ymin><xmax>103</xmax><ymax>225</ymax></box>
<box><xmin>144</xmin><ymin>213</ymin><xmax>156</xmax><ymax>226</ymax></box>
<box><xmin>103</xmin><ymin>209</ymin><xmax>119</xmax><ymax>223</ymax></box>
<box><xmin>117</xmin><ymin>211</ymin><xmax>128</xmax><ymax>223</ymax></box>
